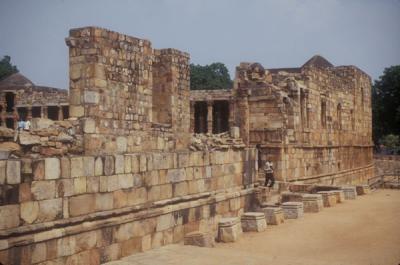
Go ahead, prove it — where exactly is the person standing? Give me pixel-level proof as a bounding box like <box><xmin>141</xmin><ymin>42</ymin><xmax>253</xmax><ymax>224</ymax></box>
<box><xmin>264</xmin><ymin>160</ymin><xmax>275</xmax><ymax>191</ymax></box>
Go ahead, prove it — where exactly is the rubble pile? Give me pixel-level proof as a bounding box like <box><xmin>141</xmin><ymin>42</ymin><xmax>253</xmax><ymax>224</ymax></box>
<box><xmin>0</xmin><ymin>118</ymin><xmax>82</xmax><ymax>158</ymax></box>
<box><xmin>190</xmin><ymin>132</ymin><xmax>245</xmax><ymax>151</ymax></box>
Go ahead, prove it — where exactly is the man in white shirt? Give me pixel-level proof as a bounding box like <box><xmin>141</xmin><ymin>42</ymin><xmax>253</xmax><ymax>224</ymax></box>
<box><xmin>264</xmin><ymin>160</ymin><xmax>275</xmax><ymax>190</ymax></box>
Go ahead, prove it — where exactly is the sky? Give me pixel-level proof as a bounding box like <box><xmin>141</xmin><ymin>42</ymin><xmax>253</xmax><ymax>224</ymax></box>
<box><xmin>0</xmin><ymin>0</ymin><xmax>399</xmax><ymax>89</ymax></box>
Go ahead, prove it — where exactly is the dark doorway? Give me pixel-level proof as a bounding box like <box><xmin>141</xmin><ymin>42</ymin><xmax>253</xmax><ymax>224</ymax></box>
<box><xmin>17</xmin><ymin>107</ymin><xmax>28</xmax><ymax>121</ymax></box>
<box><xmin>212</xmin><ymin>100</ymin><xmax>229</xmax><ymax>134</ymax></box>
<box><xmin>47</xmin><ymin>106</ymin><xmax>59</xmax><ymax>120</ymax></box>
<box><xmin>32</xmin><ymin>106</ymin><xmax>41</xmax><ymax>118</ymax></box>
<box><xmin>194</xmin><ymin>101</ymin><xmax>208</xmax><ymax>133</ymax></box>
<box><xmin>62</xmin><ymin>106</ymin><xmax>69</xmax><ymax>119</ymax></box>
<box><xmin>5</xmin><ymin>92</ymin><xmax>15</xmax><ymax>112</ymax></box>
<box><xmin>6</xmin><ymin>118</ymin><xmax>14</xmax><ymax>129</ymax></box>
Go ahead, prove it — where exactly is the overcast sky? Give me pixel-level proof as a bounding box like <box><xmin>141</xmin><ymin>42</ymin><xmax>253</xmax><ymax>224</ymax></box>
<box><xmin>0</xmin><ymin>0</ymin><xmax>399</xmax><ymax>89</ymax></box>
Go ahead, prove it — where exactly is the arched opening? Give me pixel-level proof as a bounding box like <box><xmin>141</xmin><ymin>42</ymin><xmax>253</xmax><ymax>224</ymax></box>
<box><xmin>212</xmin><ymin>100</ymin><xmax>229</xmax><ymax>134</ymax></box>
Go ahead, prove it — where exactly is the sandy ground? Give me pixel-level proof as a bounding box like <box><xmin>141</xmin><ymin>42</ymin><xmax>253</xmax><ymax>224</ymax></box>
<box><xmin>106</xmin><ymin>189</ymin><xmax>400</xmax><ymax>265</ymax></box>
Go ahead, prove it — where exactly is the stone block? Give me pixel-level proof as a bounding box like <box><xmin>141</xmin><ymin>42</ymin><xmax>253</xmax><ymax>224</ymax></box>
<box><xmin>69</xmin><ymin>194</ymin><xmax>95</xmax><ymax>217</ymax></box>
<box><xmin>217</xmin><ymin>217</ymin><xmax>242</xmax><ymax>242</ymax></box>
<box><xmin>282</xmin><ymin>202</ymin><xmax>304</xmax><ymax>219</ymax></box>
<box><xmin>331</xmin><ymin>190</ymin><xmax>345</xmax><ymax>203</ymax></box>
<box><xmin>33</xmin><ymin>160</ymin><xmax>45</xmax><ymax>180</ymax></box>
<box><xmin>317</xmin><ymin>191</ymin><xmax>337</xmax><ymax>207</ymax></box>
<box><xmin>31</xmin><ymin>180</ymin><xmax>56</xmax><ymax>200</ymax></box>
<box><xmin>302</xmin><ymin>194</ymin><xmax>324</xmax><ymax>213</ymax></box>
<box><xmin>115</xmin><ymin>155</ymin><xmax>125</xmax><ymax>174</ymax></box>
<box><xmin>95</xmin><ymin>193</ymin><xmax>114</xmax><ymax>211</ymax></box>
<box><xmin>356</xmin><ymin>185</ymin><xmax>371</xmax><ymax>195</ymax></box>
<box><xmin>21</xmin><ymin>201</ymin><xmax>39</xmax><ymax>224</ymax></box>
<box><xmin>37</xmin><ymin>198</ymin><xmax>62</xmax><ymax>222</ymax></box>
<box><xmin>6</xmin><ymin>160</ymin><xmax>21</xmax><ymax>184</ymax></box>
<box><xmin>60</xmin><ymin>157</ymin><xmax>71</xmax><ymax>178</ymax></box>
<box><xmin>184</xmin><ymin>231</ymin><xmax>215</xmax><ymax>247</ymax></box>
<box><xmin>0</xmin><ymin>204</ymin><xmax>20</xmax><ymax>229</ymax></box>
<box><xmin>19</xmin><ymin>182</ymin><xmax>32</xmax><ymax>202</ymax></box>
<box><xmin>0</xmin><ymin>161</ymin><xmax>6</xmax><ymax>184</ymax></box>
<box><xmin>116</xmin><ymin>136</ymin><xmax>127</xmax><ymax>153</ymax></box>
<box><xmin>95</xmin><ymin>157</ymin><xmax>103</xmax><ymax>176</ymax></box>
<box><xmin>259</xmin><ymin>207</ymin><xmax>285</xmax><ymax>225</ymax></box>
<box><xmin>104</xmin><ymin>156</ymin><xmax>114</xmax><ymax>176</ymax></box>
<box><xmin>74</xmin><ymin>176</ymin><xmax>87</xmax><ymax>194</ymax></box>
<box><xmin>70</xmin><ymin>157</ymin><xmax>84</xmax><ymax>178</ymax></box>
<box><xmin>167</xmin><ymin>168</ymin><xmax>187</xmax><ymax>183</ymax></box>
<box><xmin>69</xmin><ymin>105</ymin><xmax>84</xmax><ymax>117</ymax></box>
<box><xmin>156</xmin><ymin>213</ymin><xmax>175</xmax><ymax>232</ymax></box>
<box><xmin>230</xmin><ymin>126</ymin><xmax>240</xmax><ymax>138</ymax></box>
<box><xmin>31</xmin><ymin>242</ymin><xmax>47</xmax><ymax>264</ymax></box>
<box><xmin>83</xmin><ymin>91</ymin><xmax>100</xmax><ymax>104</ymax></box>
<box><xmin>45</xmin><ymin>158</ymin><xmax>60</xmax><ymax>180</ymax></box>
<box><xmin>241</xmin><ymin>212</ymin><xmax>267</xmax><ymax>232</ymax></box>
<box><xmin>83</xmin><ymin>156</ymin><xmax>95</xmax><ymax>177</ymax></box>
<box><xmin>341</xmin><ymin>186</ymin><xmax>357</xmax><ymax>200</ymax></box>
<box><xmin>281</xmin><ymin>192</ymin><xmax>303</xmax><ymax>203</ymax></box>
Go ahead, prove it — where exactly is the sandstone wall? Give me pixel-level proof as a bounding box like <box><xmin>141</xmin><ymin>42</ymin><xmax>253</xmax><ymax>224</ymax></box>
<box><xmin>234</xmin><ymin>60</ymin><xmax>374</xmax><ymax>185</ymax></box>
<box><xmin>374</xmin><ymin>155</ymin><xmax>400</xmax><ymax>177</ymax></box>
<box><xmin>0</xmin><ymin>148</ymin><xmax>257</xmax><ymax>264</ymax></box>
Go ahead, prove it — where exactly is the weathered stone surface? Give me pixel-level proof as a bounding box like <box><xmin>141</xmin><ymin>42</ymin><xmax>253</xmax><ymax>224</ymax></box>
<box><xmin>302</xmin><ymin>194</ymin><xmax>324</xmax><ymax>213</ymax></box>
<box><xmin>95</xmin><ymin>157</ymin><xmax>103</xmax><ymax>176</ymax></box>
<box><xmin>184</xmin><ymin>231</ymin><xmax>215</xmax><ymax>247</ymax></box>
<box><xmin>20</xmin><ymin>201</ymin><xmax>39</xmax><ymax>224</ymax></box>
<box><xmin>356</xmin><ymin>185</ymin><xmax>371</xmax><ymax>195</ymax></box>
<box><xmin>241</xmin><ymin>212</ymin><xmax>267</xmax><ymax>232</ymax></box>
<box><xmin>71</xmin><ymin>157</ymin><xmax>84</xmax><ymax>178</ymax></box>
<box><xmin>31</xmin><ymin>118</ymin><xmax>55</xmax><ymax>130</ymax></box>
<box><xmin>331</xmin><ymin>190</ymin><xmax>345</xmax><ymax>203</ymax></box>
<box><xmin>341</xmin><ymin>186</ymin><xmax>357</xmax><ymax>200</ymax></box>
<box><xmin>37</xmin><ymin>198</ymin><xmax>62</xmax><ymax>222</ymax></box>
<box><xmin>317</xmin><ymin>191</ymin><xmax>337</xmax><ymax>207</ymax></box>
<box><xmin>60</xmin><ymin>157</ymin><xmax>71</xmax><ymax>178</ymax></box>
<box><xmin>83</xmin><ymin>156</ymin><xmax>95</xmax><ymax>176</ymax></box>
<box><xmin>31</xmin><ymin>180</ymin><xmax>56</xmax><ymax>200</ymax></box>
<box><xmin>0</xmin><ymin>141</ymin><xmax>21</xmax><ymax>151</ymax></box>
<box><xmin>69</xmin><ymin>194</ymin><xmax>95</xmax><ymax>217</ymax></box>
<box><xmin>282</xmin><ymin>202</ymin><xmax>304</xmax><ymax>219</ymax></box>
<box><xmin>0</xmin><ymin>204</ymin><xmax>20</xmax><ymax>229</ymax></box>
<box><xmin>0</xmin><ymin>160</ymin><xmax>6</xmax><ymax>184</ymax></box>
<box><xmin>45</xmin><ymin>157</ymin><xmax>61</xmax><ymax>180</ymax></box>
<box><xmin>6</xmin><ymin>160</ymin><xmax>21</xmax><ymax>184</ymax></box>
<box><xmin>19</xmin><ymin>131</ymin><xmax>41</xmax><ymax>145</ymax></box>
<box><xmin>259</xmin><ymin>207</ymin><xmax>285</xmax><ymax>225</ymax></box>
<box><xmin>218</xmin><ymin>217</ymin><xmax>242</xmax><ymax>242</ymax></box>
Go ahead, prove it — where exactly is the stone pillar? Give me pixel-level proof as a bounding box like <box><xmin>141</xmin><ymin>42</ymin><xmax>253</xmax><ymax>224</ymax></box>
<box><xmin>58</xmin><ymin>106</ymin><xmax>63</xmax><ymax>120</ymax></box>
<box><xmin>13</xmin><ymin>110</ymin><xmax>18</xmax><ymax>129</ymax></box>
<box><xmin>237</xmin><ymin>88</ymin><xmax>250</xmax><ymax>145</ymax></box>
<box><xmin>0</xmin><ymin>104</ymin><xmax>5</xmax><ymax>127</ymax></box>
<box><xmin>190</xmin><ymin>101</ymin><xmax>195</xmax><ymax>133</ymax></box>
<box><xmin>228</xmin><ymin>100</ymin><xmax>235</xmax><ymax>130</ymax></box>
<box><xmin>27</xmin><ymin>107</ymin><xmax>32</xmax><ymax>120</ymax></box>
<box><xmin>42</xmin><ymin>106</ymin><xmax>48</xmax><ymax>119</ymax></box>
<box><xmin>207</xmin><ymin>101</ymin><xmax>213</xmax><ymax>134</ymax></box>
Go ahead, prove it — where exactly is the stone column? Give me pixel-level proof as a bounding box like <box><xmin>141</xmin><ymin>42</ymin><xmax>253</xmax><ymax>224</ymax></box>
<box><xmin>58</xmin><ymin>106</ymin><xmax>64</xmax><ymax>120</ymax></box>
<box><xmin>42</xmin><ymin>106</ymin><xmax>48</xmax><ymax>119</ymax></box>
<box><xmin>237</xmin><ymin>88</ymin><xmax>250</xmax><ymax>145</ymax></box>
<box><xmin>228</xmin><ymin>100</ymin><xmax>235</xmax><ymax>130</ymax></box>
<box><xmin>190</xmin><ymin>101</ymin><xmax>195</xmax><ymax>133</ymax></box>
<box><xmin>27</xmin><ymin>107</ymin><xmax>32</xmax><ymax>120</ymax></box>
<box><xmin>0</xmin><ymin>104</ymin><xmax>5</xmax><ymax>127</ymax></box>
<box><xmin>207</xmin><ymin>101</ymin><xmax>213</xmax><ymax>134</ymax></box>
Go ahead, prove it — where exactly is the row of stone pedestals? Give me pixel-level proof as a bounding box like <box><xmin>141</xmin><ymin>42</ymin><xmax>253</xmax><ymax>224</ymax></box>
<box><xmin>183</xmin><ymin>184</ymin><xmax>371</xmax><ymax>247</ymax></box>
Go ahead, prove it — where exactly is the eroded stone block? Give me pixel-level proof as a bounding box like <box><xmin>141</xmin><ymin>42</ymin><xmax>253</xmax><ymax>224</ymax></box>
<box><xmin>302</xmin><ymin>194</ymin><xmax>324</xmax><ymax>213</ymax></box>
<box><xmin>218</xmin><ymin>217</ymin><xmax>242</xmax><ymax>242</ymax></box>
<box><xmin>184</xmin><ymin>231</ymin><xmax>215</xmax><ymax>247</ymax></box>
<box><xmin>341</xmin><ymin>186</ymin><xmax>357</xmax><ymax>200</ymax></box>
<box><xmin>317</xmin><ymin>191</ymin><xmax>337</xmax><ymax>207</ymax></box>
<box><xmin>259</xmin><ymin>207</ymin><xmax>285</xmax><ymax>225</ymax></box>
<box><xmin>45</xmin><ymin>158</ymin><xmax>60</xmax><ymax>180</ymax></box>
<box><xmin>241</xmin><ymin>212</ymin><xmax>267</xmax><ymax>232</ymax></box>
<box><xmin>282</xmin><ymin>202</ymin><xmax>304</xmax><ymax>219</ymax></box>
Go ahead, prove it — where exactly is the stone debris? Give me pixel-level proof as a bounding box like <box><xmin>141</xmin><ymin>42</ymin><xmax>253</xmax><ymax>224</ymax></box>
<box><xmin>317</xmin><ymin>191</ymin><xmax>337</xmax><ymax>207</ymax></box>
<box><xmin>217</xmin><ymin>217</ymin><xmax>243</xmax><ymax>242</ymax></box>
<box><xmin>184</xmin><ymin>231</ymin><xmax>215</xmax><ymax>248</ymax></box>
<box><xmin>190</xmin><ymin>132</ymin><xmax>245</xmax><ymax>151</ymax></box>
<box><xmin>302</xmin><ymin>194</ymin><xmax>324</xmax><ymax>213</ymax></box>
<box><xmin>282</xmin><ymin>202</ymin><xmax>304</xmax><ymax>219</ymax></box>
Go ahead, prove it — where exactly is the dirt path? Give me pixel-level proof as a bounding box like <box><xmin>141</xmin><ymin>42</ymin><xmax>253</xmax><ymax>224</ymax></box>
<box><xmin>106</xmin><ymin>189</ymin><xmax>400</xmax><ymax>265</ymax></box>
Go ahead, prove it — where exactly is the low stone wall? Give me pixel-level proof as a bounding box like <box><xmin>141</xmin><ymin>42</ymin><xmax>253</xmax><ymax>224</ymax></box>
<box><xmin>374</xmin><ymin>155</ymin><xmax>400</xmax><ymax>177</ymax></box>
<box><xmin>0</xmin><ymin>148</ymin><xmax>256</xmax><ymax>264</ymax></box>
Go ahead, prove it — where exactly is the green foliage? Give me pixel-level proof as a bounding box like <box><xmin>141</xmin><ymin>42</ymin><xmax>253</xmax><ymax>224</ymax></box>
<box><xmin>372</xmin><ymin>65</ymin><xmax>400</xmax><ymax>145</ymax></box>
<box><xmin>0</xmin><ymin>56</ymin><xmax>18</xmax><ymax>81</ymax></box>
<box><xmin>380</xmin><ymin>134</ymin><xmax>400</xmax><ymax>149</ymax></box>
<box><xmin>190</xmin><ymin>62</ymin><xmax>232</xmax><ymax>90</ymax></box>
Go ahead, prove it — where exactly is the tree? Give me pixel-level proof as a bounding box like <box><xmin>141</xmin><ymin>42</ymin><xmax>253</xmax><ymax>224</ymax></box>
<box><xmin>190</xmin><ymin>62</ymin><xmax>232</xmax><ymax>90</ymax></box>
<box><xmin>0</xmin><ymin>55</ymin><xmax>18</xmax><ymax>81</ymax></box>
<box><xmin>372</xmin><ymin>65</ymin><xmax>400</xmax><ymax>146</ymax></box>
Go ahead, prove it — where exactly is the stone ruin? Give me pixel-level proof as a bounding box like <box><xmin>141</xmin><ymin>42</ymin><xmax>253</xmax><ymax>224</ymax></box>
<box><xmin>0</xmin><ymin>26</ymin><xmax>374</xmax><ymax>264</ymax></box>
